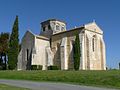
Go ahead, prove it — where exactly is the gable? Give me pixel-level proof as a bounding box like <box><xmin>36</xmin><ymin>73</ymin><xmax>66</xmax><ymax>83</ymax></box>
<box><xmin>22</xmin><ymin>31</ymin><xmax>35</xmax><ymax>41</ymax></box>
<box><xmin>84</xmin><ymin>22</ymin><xmax>103</xmax><ymax>34</ymax></box>
<box><xmin>21</xmin><ymin>31</ymin><xmax>35</xmax><ymax>48</ymax></box>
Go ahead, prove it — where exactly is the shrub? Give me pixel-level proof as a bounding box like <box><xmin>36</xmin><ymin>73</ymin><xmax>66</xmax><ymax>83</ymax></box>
<box><xmin>0</xmin><ymin>64</ymin><xmax>6</xmax><ymax>70</ymax></box>
<box><xmin>37</xmin><ymin>65</ymin><xmax>42</xmax><ymax>70</ymax></box>
<box><xmin>31</xmin><ymin>65</ymin><xmax>37</xmax><ymax>70</ymax></box>
<box><xmin>48</xmin><ymin>66</ymin><xmax>58</xmax><ymax>70</ymax></box>
<box><xmin>74</xmin><ymin>34</ymin><xmax>81</xmax><ymax>70</ymax></box>
<box><xmin>31</xmin><ymin>65</ymin><xmax>42</xmax><ymax>70</ymax></box>
<box><xmin>0</xmin><ymin>66</ymin><xmax>3</xmax><ymax>70</ymax></box>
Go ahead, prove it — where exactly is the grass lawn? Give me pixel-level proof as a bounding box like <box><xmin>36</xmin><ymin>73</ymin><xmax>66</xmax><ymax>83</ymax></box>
<box><xmin>0</xmin><ymin>84</ymin><xmax>30</xmax><ymax>90</ymax></box>
<box><xmin>0</xmin><ymin>70</ymin><xmax>120</xmax><ymax>89</ymax></box>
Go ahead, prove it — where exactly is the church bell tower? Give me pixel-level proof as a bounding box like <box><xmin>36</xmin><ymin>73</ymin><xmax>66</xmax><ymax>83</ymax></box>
<box><xmin>40</xmin><ymin>19</ymin><xmax>66</xmax><ymax>38</ymax></box>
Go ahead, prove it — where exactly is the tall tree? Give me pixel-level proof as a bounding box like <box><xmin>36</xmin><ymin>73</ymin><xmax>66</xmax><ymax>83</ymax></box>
<box><xmin>74</xmin><ymin>34</ymin><xmax>81</xmax><ymax>70</ymax></box>
<box><xmin>8</xmin><ymin>16</ymin><xmax>19</xmax><ymax>70</ymax></box>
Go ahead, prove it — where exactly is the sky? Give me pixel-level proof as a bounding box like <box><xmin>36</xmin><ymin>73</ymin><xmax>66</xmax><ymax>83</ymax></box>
<box><xmin>0</xmin><ymin>0</ymin><xmax>120</xmax><ymax>69</ymax></box>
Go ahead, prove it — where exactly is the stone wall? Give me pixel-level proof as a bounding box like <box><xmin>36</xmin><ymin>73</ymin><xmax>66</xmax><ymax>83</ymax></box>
<box><xmin>18</xmin><ymin>31</ymin><xmax>35</xmax><ymax>70</ymax></box>
<box><xmin>84</xmin><ymin>22</ymin><xmax>106</xmax><ymax>70</ymax></box>
<box><xmin>51</xmin><ymin>22</ymin><xmax>106</xmax><ymax>70</ymax></box>
<box><xmin>51</xmin><ymin>28</ymin><xmax>83</xmax><ymax>70</ymax></box>
<box><xmin>32</xmin><ymin>36</ymin><xmax>50</xmax><ymax>70</ymax></box>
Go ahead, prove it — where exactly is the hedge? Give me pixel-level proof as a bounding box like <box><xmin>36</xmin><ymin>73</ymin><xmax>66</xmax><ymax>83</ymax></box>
<box><xmin>48</xmin><ymin>66</ymin><xmax>59</xmax><ymax>70</ymax></box>
<box><xmin>31</xmin><ymin>65</ymin><xmax>42</xmax><ymax>70</ymax></box>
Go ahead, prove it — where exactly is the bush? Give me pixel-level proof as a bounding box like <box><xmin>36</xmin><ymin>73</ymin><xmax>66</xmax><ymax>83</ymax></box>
<box><xmin>0</xmin><ymin>66</ymin><xmax>3</xmax><ymax>70</ymax></box>
<box><xmin>0</xmin><ymin>64</ymin><xmax>6</xmax><ymax>70</ymax></box>
<box><xmin>48</xmin><ymin>66</ymin><xmax>58</xmax><ymax>70</ymax></box>
<box><xmin>31</xmin><ymin>65</ymin><xmax>42</xmax><ymax>70</ymax></box>
<box><xmin>37</xmin><ymin>65</ymin><xmax>42</xmax><ymax>70</ymax></box>
<box><xmin>31</xmin><ymin>65</ymin><xmax>37</xmax><ymax>70</ymax></box>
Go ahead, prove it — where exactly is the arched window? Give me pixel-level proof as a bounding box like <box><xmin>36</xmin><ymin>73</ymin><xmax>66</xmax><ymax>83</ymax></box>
<box><xmin>43</xmin><ymin>27</ymin><xmax>45</xmax><ymax>31</ymax></box>
<box><xmin>92</xmin><ymin>35</ymin><xmax>96</xmax><ymax>52</ymax></box>
<box><xmin>61</xmin><ymin>26</ymin><xmax>65</xmax><ymax>31</ymax></box>
<box><xmin>92</xmin><ymin>38</ymin><xmax>95</xmax><ymax>51</ymax></box>
<box><xmin>56</xmin><ymin>25</ymin><xmax>60</xmax><ymax>31</ymax></box>
<box><xmin>27</xmin><ymin>49</ymin><xmax>29</xmax><ymax>60</ymax></box>
<box><xmin>48</xmin><ymin>25</ymin><xmax>51</xmax><ymax>30</ymax></box>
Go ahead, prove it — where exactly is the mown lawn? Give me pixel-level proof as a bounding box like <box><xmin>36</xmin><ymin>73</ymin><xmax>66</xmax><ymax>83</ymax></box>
<box><xmin>0</xmin><ymin>70</ymin><xmax>120</xmax><ymax>89</ymax></box>
<box><xmin>0</xmin><ymin>84</ymin><xmax>30</xmax><ymax>90</ymax></box>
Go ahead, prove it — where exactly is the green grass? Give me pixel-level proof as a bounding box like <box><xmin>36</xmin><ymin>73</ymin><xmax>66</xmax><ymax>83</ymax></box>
<box><xmin>0</xmin><ymin>70</ymin><xmax>120</xmax><ymax>89</ymax></box>
<box><xmin>0</xmin><ymin>84</ymin><xmax>30</xmax><ymax>90</ymax></box>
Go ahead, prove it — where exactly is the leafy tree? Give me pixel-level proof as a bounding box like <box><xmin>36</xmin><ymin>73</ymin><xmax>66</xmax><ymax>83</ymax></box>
<box><xmin>74</xmin><ymin>34</ymin><xmax>81</xmax><ymax>70</ymax></box>
<box><xmin>0</xmin><ymin>32</ymin><xmax>9</xmax><ymax>70</ymax></box>
<box><xmin>0</xmin><ymin>33</ymin><xmax>4</xmax><ymax>69</ymax></box>
<box><xmin>8</xmin><ymin>16</ymin><xmax>19</xmax><ymax>70</ymax></box>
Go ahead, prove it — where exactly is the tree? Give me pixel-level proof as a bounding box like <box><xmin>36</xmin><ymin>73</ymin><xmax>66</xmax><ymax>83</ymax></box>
<box><xmin>74</xmin><ymin>34</ymin><xmax>81</xmax><ymax>70</ymax></box>
<box><xmin>8</xmin><ymin>16</ymin><xmax>19</xmax><ymax>70</ymax></box>
<box><xmin>0</xmin><ymin>32</ymin><xmax>9</xmax><ymax>70</ymax></box>
<box><xmin>0</xmin><ymin>33</ymin><xmax>4</xmax><ymax>69</ymax></box>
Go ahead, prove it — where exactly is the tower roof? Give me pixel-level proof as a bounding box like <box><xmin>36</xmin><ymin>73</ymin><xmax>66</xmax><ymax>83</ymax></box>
<box><xmin>41</xmin><ymin>19</ymin><xmax>66</xmax><ymax>25</ymax></box>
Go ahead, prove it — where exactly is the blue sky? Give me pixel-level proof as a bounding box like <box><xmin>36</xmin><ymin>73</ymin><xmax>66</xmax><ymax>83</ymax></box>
<box><xmin>0</xmin><ymin>0</ymin><xmax>120</xmax><ymax>69</ymax></box>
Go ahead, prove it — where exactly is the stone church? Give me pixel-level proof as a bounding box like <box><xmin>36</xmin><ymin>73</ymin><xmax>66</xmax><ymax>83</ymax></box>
<box><xmin>17</xmin><ymin>19</ymin><xmax>106</xmax><ymax>70</ymax></box>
